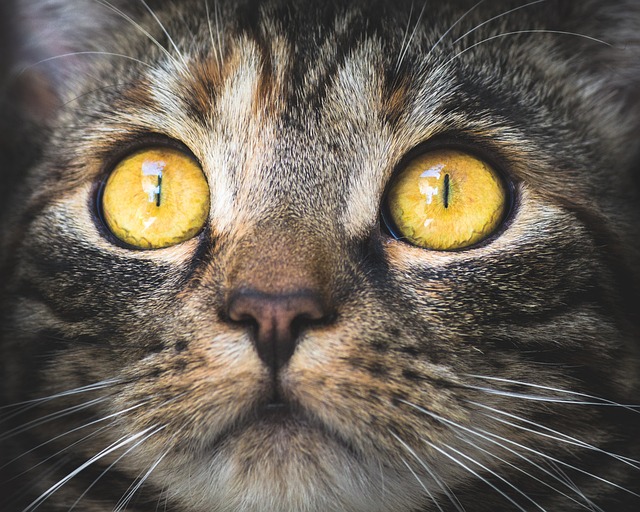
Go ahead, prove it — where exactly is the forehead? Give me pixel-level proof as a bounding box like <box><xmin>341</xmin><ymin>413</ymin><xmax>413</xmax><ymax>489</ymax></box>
<box><xmin>59</xmin><ymin>0</ymin><xmax>593</xmax><ymax>235</ymax></box>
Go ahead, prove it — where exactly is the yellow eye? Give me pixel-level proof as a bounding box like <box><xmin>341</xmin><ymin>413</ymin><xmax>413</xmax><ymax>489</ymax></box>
<box><xmin>101</xmin><ymin>148</ymin><xmax>210</xmax><ymax>249</ymax></box>
<box><xmin>385</xmin><ymin>149</ymin><xmax>508</xmax><ymax>250</ymax></box>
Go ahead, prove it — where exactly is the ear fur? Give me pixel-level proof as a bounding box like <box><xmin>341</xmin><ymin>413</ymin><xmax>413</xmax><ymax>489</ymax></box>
<box><xmin>3</xmin><ymin>0</ymin><xmax>135</xmax><ymax>119</ymax></box>
<box><xmin>0</xmin><ymin>0</ymin><xmax>133</xmax><ymax>216</ymax></box>
<box><xmin>568</xmin><ymin>1</ymin><xmax>640</xmax><ymax>119</ymax></box>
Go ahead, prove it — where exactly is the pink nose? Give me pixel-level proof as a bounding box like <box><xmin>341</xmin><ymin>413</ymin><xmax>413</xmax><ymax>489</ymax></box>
<box><xmin>227</xmin><ymin>290</ymin><xmax>327</xmax><ymax>370</ymax></box>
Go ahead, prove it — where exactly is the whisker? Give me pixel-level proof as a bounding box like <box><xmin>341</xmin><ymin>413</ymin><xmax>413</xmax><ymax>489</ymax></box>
<box><xmin>204</xmin><ymin>0</ymin><xmax>219</xmax><ymax>68</ymax></box>
<box><xmin>137</xmin><ymin>0</ymin><xmax>189</xmax><ymax>68</ymax></box>
<box><xmin>68</xmin><ymin>426</ymin><xmax>167</xmax><ymax>511</ymax></box>
<box><xmin>462</xmin><ymin>386</ymin><xmax>626</xmax><ymax>407</ymax></box>
<box><xmin>456</xmin><ymin>434</ymin><xmax>604</xmax><ymax>512</ymax></box>
<box><xmin>425</xmin><ymin>0</ymin><xmax>486</xmax><ymax>58</ymax></box>
<box><xmin>465</xmin><ymin>375</ymin><xmax>640</xmax><ymax>413</ymax></box>
<box><xmin>0</xmin><ymin>396</ymin><xmax>111</xmax><ymax>442</ymax></box>
<box><xmin>389</xmin><ymin>430</ymin><xmax>465</xmax><ymax>512</ymax></box>
<box><xmin>469</xmin><ymin>402</ymin><xmax>640</xmax><ymax>470</ymax></box>
<box><xmin>103</xmin><ymin>417</ymin><xmax>185</xmax><ymax>512</ymax></box>
<box><xmin>401</xmin><ymin>399</ymin><xmax>614</xmax><ymax>510</ymax></box>
<box><xmin>1</xmin><ymin>401</ymin><xmax>150</xmax><ymax>472</ymax></box>
<box><xmin>422</xmin><ymin>439</ymin><xmax>532</xmax><ymax>512</ymax></box>
<box><xmin>542</xmin><ymin>460</ymin><xmax>602</xmax><ymax>512</ymax></box>
<box><xmin>204</xmin><ymin>0</ymin><xmax>224</xmax><ymax>68</ymax></box>
<box><xmin>16</xmin><ymin>52</ymin><xmax>152</xmax><ymax>78</ymax></box>
<box><xmin>0</xmin><ymin>379</ymin><xmax>120</xmax><ymax>414</ymax></box>
<box><xmin>442</xmin><ymin>441</ymin><xmax>549</xmax><ymax>511</ymax></box>
<box><xmin>451</xmin><ymin>0</ymin><xmax>547</xmax><ymax>45</ymax></box>
<box><xmin>4</xmin><ymin>424</ymin><xmax>110</xmax><ymax>481</ymax></box>
<box><xmin>93</xmin><ymin>0</ymin><xmax>181</xmax><ymax>69</ymax></box>
<box><xmin>398</xmin><ymin>455</ymin><xmax>446</xmax><ymax>512</ymax></box>
<box><xmin>3</xmin><ymin>456</ymin><xmax>71</xmax><ymax>511</ymax></box>
<box><xmin>395</xmin><ymin>2</ymin><xmax>426</xmax><ymax>73</ymax></box>
<box><xmin>395</xmin><ymin>1</ymin><xmax>414</xmax><ymax>72</ymax></box>
<box><xmin>472</xmin><ymin>423</ymin><xmax>640</xmax><ymax>498</ymax></box>
<box><xmin>440</xmin><ymin>30</ymin><xmax>611</xmax><ymax>69</ymax></box>
<box><xmin>114</xmin><ymin>449</ymin><xmax>170</xmax><ymax>512</ymax></box>
<box><xmin>23</xmin><ymin>425</ymin><xmax>165</xmax><ymax>512</ymax></box>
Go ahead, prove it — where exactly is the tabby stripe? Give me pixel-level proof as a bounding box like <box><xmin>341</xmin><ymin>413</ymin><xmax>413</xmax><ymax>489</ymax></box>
<box><xmin>558</xmin><ymin>199</ymin><xmax>640</xmax><ymax>329</ymax></box>
<box><xmin>296</xmin><ymin>14</ymin><xmax>383</xmax><ymax>112</ymax></box>
<box><xmin>480</xmin><ymin>284</ymin><xmax>604</xmax><ymax>328</ymax></box>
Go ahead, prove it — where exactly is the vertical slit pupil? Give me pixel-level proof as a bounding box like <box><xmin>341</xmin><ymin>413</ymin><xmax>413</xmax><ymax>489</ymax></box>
<box><xmin>156</xmin><ymin>175</ymin><xmax>162</xmax><ymax>207</ymax></box>
<box><xmin>443</xmin><ymin>173</ymin><xmax>450</xmax><ymax>208</ymax></box>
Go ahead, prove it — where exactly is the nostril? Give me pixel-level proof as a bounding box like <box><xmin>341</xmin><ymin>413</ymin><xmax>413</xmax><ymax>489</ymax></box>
<box><xmin>227</xmin><ymin>289</ymin><xmax>329</xmax><ymax>370</ymax></box>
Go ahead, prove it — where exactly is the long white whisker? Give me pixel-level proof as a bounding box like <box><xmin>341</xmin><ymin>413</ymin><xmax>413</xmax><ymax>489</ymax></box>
<box><xmin>68</xmin><ymin>427</ymin><xmax>166</xmax><ymax>511</ymax></box>
<box><xmin>0</xmin><ymin>397</ymin><xmax>110</xmax><ymax>441</ymax></box>
<box><xmin>204</xmin><ymin>0</ymin><xmax>219</xmax><ymax>68</ymax></box>
<box><xmin>93</xmin><ymin>0</ymin><xmax>181</xmax><ymax>69</ymax></box>
<box><xmin>541</xmin><ymin>460</ymin><xmax>602</xmax><ymax>512</ymax></box>
<box><xmin>5</xmin><ymin>456</ymin><xmax>71</xmax><ymax>511</ymax></box>
<box><xmin>455</xmin><ymin>434</ymin><xmax>603</xmax><ymax>512</ymax></box>
<box><xmin>472</xmin><ymin>425</ymin><xmax>640</xmax><ymax>498</ymax></box>
<box><xmin>16</xmin><ymin>52</ymin><xmax>152</xmax><ymax>78</ymax></box>
<box><xmin>114</xmin><ymin>449</ymin><xmax>170</xmax><ymax>512</ymax></box>
<box><xmin>469</xmin><ymin>402</ymin><xmax>640</xmax><ymax>470</ymax></box>
<box><xmin>465</xmin><ymin>375</ymin><xmax>640</xmax><ymax>413</ymax></box>
<box><xmin>395</xmin><ymin>2</ymin><xmax>426</xmax><ymax>73</ymax></box>
<box><xmin>205</xmin><ymin>0</ymin><xmax>224</xmax><ymax>68</ymax></box>
<box><xmin>440</xmin><ymin>30</ymin><xmax>611</xmax><ymax>69</ymax></box>
<box><xmin>6</xmin><ymin>425</ymin><xmax>112</xmax><ymax>483</ymax></box>
<box><xmin>451</xmin><ymin>0</ymin><xmax>547</xmax><ymax>45</ymax></box>
<box><xmin>0</xmin><ymin>379</ymin><xmax>120</xmax><ymax>414</ymax></box>
<box><xmin>389</xmin><ymin>430</ymin><xmax>465</xmax><ymax>512</ymax></box>
<box><xmin>446</xmin><ymin>440</ymin><xmax>548</xmax><ymax>511</ymax></box>
<box><xmin>423</xmin><ymin>439</ymin><xmax>531</xmax><ymax>512</ymax></box>
<box><xmin>463</xmin><ymin>386</ymin><xmax>629</xmax><ymax>407</ymax></box>
<box><xmin>425</xmin><ymin>0</ymin><xmax>486</xmax><ymax>58</ymax></box>
<box><xmin>399</xmin><ymin>456</ymin><xmax>446</xmax><ymax>512</ymax></box>
<box><xmin>23</xmin><ymin>425</ymin><xmax>165</xmax><ymax>512</ymax></box>
<box><xmin>138</xmin><ymin>0</ymin><xmax>189</xmax><ymax>68</ymax></box>
<box><xmin>401</xmin><ymin>399</ymin><xmax>612</xmax><ymax>510</ymax></box>
<box><xmin>395</xmin><ymin>2</ymin><xmax>414</xmax><ymax>72</ymax></box>
<box><xmin>1</xmin><ymin>401</ymin><xmax>150</xmax><ymax>471</ymax></box>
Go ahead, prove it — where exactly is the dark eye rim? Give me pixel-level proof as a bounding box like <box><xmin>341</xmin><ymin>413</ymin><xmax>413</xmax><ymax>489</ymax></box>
<box><xmin>379</xmin><ymin>136</ymin><xmax>519</xmax><ymax>252</ymax></box>
<box><xmin>91</xmin><ymin>133</ymin><xmax>209</xmax><ymax>251</ymax></box>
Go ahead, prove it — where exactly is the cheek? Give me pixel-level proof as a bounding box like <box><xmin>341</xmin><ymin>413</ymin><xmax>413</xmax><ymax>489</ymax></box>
<box><xmin>385</xmin><ymin>191</ymin><xmax>599</xmax><ymax>328</ymax></box>
<box><xmin>110</xmin><ymin>323</ymin><xmax>272</xmax><ymax>441</ymax></box>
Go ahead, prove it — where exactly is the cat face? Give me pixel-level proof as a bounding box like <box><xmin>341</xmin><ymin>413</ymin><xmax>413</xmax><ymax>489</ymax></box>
<box><xmin>1</xmin><ymin>1</ymin><xmax>639</xmax><ymax>511</ymax></box>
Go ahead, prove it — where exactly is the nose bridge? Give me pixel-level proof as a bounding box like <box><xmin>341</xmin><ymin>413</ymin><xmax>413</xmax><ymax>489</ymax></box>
<box><xmin>222</xmin><ymin>218</ymin><xmax>336</xmax><ymax>372</ymax></box>
<box><xmin>225</xmin><ymin>218</ymin><xmax>332</xmax><ymax>296</ymax></box>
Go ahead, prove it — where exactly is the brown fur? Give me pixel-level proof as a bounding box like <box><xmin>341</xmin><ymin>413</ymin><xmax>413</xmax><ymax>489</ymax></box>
<box><xmin>1</xmin><ymin>1</ymin><xmax>640</xmax><ymax>511</ymax></box>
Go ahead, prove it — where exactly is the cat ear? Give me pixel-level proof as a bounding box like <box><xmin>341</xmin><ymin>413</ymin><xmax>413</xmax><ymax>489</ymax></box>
<box><xmin>5</xmin><ymin>0</ymin><xmax>133</xmax><ymax>120</ymax></box>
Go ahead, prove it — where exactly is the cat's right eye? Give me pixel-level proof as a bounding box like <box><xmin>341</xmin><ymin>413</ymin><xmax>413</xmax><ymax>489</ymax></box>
<box><xmin>383</xmin><ymin>149</ymin><xmax>509</xmax><ymax>250</ymax></box>
<box><xmin>101</xmin><ymin>148</ymin><xmax>210</xmax><ymax>249</ymax></box>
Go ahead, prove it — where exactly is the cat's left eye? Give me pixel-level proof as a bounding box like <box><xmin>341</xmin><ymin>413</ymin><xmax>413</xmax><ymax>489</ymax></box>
<box><xmin>383</xmin><ymin>149</ymin><xmax>509</xmax><ymax>250</ymax></box>
<box><xmin>101</xmin><ymin>148</ymin><xmax>210</xmax><ymax>249</ymax></box>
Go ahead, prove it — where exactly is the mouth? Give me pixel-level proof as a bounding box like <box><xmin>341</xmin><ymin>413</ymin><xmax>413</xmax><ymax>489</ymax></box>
<box><xmin>260</xmin><ymin>401</ymin><xmax>292</xmax><ymax>419</ymax></box>
<box><xmin>197</xmin><ymin>397</ymin><xmax>342</xmax><ymax>453</ymax></box>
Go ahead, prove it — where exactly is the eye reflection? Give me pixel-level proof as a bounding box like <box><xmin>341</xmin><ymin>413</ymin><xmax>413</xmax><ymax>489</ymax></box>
<box><xmin>142</xmin><ymin>160</ymin><xmax>165</xmax><ymax>206</ymax></box>
<box><xmin>101</xmin><ymin>148</ymin><xmax>210</xmax><ymax>249</ymax></box>
<box><xmin>385</xmin><ymin>149</ymin><xmax>508</xmax><ymax>251</ymax></box>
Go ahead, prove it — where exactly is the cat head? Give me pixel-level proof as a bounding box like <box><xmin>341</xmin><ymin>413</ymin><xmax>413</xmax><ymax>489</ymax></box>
<box><xmin>1</xmin><ymin>1</ymin><xmax>640</xmax><ymax>511</ymax></box>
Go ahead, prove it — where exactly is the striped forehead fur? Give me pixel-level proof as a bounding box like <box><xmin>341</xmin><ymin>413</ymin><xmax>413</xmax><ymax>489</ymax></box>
<box><xmin>1</xmin><ymin>1</ymin><xmax>639</xmax><ymax>512</ymax></box>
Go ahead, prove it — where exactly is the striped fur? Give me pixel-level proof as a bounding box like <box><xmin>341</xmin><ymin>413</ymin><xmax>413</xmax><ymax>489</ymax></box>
<box><xmin>1</xmin><ymin>1</ymin><xmax>639</xmax><ymax>511</ymax></box>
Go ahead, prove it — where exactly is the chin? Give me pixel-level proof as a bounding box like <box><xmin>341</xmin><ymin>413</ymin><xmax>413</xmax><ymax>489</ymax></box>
<box><xmin>154</xmin><ymin>418</ymin><xmax>426</xmax><ymax>512</ymax></box>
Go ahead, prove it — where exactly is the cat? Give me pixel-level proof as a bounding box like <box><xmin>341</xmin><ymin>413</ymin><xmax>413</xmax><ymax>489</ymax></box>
<box><xmin>1</xmin><ymin>0</ymin><xmax>640</xmax><ymax>511</ymax></box>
